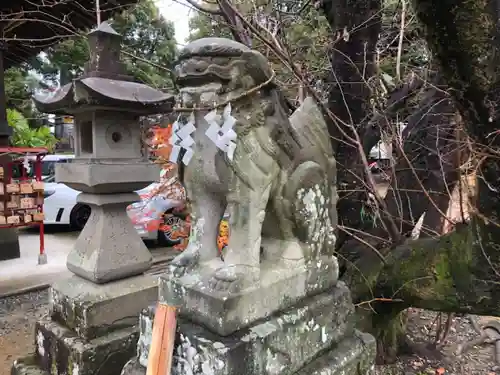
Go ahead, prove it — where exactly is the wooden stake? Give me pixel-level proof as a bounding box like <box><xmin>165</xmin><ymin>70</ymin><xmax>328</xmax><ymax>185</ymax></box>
<box><xmin>146</xmin><ymin>303</ymin><xmax>177</xmax><ymax>375</ymax></box>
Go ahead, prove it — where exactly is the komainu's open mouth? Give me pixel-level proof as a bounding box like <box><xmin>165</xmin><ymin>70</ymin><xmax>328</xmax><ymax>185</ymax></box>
<box><xmin>175</xmin><ymin>71</ymin><xmax>231</xmax><ymax>87</ymax></box>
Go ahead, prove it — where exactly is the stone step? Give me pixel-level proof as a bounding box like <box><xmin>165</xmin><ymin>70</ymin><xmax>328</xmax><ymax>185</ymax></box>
<box><xmin>34</xmin><ymin>317</ymin><xmax>138</xmax><ymax>375</ymax></box>
<box><xmin>296</xmin><ymin>331</ymin><xmax>376</xmax><ymax>375</ymax></box>
<box><xmin>136</xmin><ymin>282</ymin><xmax>356</xmax><ymax>375</ymax></box>
<box><xmin>11</xmin><ymin>356</ymin><xmax>48</xmax><ymax>375</ymax></box>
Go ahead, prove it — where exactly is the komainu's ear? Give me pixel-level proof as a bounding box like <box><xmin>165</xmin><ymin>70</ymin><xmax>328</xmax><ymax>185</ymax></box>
<box><xmin>240</xmin><ymin>50</ymin><xmax>275</xmax><ymax>85</ymax></box>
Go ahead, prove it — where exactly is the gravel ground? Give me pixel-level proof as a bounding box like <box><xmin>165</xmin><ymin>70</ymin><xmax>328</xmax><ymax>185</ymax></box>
<box><xmin>0</xmin><ymin>289</ymin><xmax>49</xmax><ymax>375</ymax></box>
<box><xmin>0</xmin><ymin>290</ymin><xmax>498</xmax><ymax>375</ymax></box>
<box><xmin>376</xmin><ymin>308</ymin><xmax>499</xmax><ymax>375</ymax></box>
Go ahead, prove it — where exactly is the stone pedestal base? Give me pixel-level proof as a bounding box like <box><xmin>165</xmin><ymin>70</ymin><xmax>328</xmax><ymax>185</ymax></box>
<box><xmin>11</xmin><ymin>274</ymin><xmax>159</xmax><ymax>375</ymax></box>
<box><xmin>11</xmin><ymin>326</ymin><xmax>140</xmax><ymax>375</ymax></box>
<box><xmin>34</xmin><ymin>318</ymin><xmax>139</xmax><ymax>375</ymax></box>
<box><xmin>50</xmin><ymin>274</ymin><xmax>158</xmax><ymax>339</ymax></box>
<box><xmin>67</xmin><ymin>192</ymin><xmax>152</xmax><ymax>283</ymax></box>
<box><xmin>121</xmin><ymin>282</ymin><xmax>375</xmax><ymax>375</ymax></box>
<box><xmin>121</xmin><ymin>334</ymin><xmax>375</xmax><ymax>375</ymax></box>
<box><xmin>160</xmin><ymin>256</ymin><xmax>339</xmax><ymax>336</ymax></box>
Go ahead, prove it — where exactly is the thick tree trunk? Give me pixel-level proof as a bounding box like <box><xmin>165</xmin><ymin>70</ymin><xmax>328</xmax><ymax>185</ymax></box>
<box><xmin>355</xmin><ymin>219</ymin><xmax>500</xmax><ymax>317</ymax></box>
<box><xmin>410</xmin><ymin>0</ymin><xmax>500</xmax><ymax>305</ymax></box>
<box><xmin>342</xmin><ymin>85</ymin><xmax>463</xmax><ymax>362</ymax></box>
<box><xmin>345</xmin><ymin>0</ymin><xmax>500</xmax><ymax>362</ymax></box>
<box><xmin>318</xmin><ymin>0</ymin><xmax>468</xmax><ymax>362</ymax></box>
<box><xmin>339</xmin><ymin>78</ymin><xmax>462</xmax><ymax>267</ymax></box>
<box><xmin>320</xmin><ymin>0</ymin><xmax>382</xmax><ymax>247</ymax></box>
<box><xmin>348</xmin><ymin>80</ymin><xmax>461</xmax><ymax>253</ymax></box>
<box><xmin>217</xmin><ymin>0</ymin><xmax>253</xmax><ymax>47</ymax></box>
<box><xmin>318</xmin><ymin>1</ymin><xmax>416</xmax><ymax>362</ymax></box>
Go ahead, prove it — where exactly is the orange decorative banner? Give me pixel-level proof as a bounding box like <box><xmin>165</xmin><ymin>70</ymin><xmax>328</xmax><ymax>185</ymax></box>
<box><xmin>150</xmin><ymin>124</ymin><xmax>174</xmax><ymax>161</ymax></box>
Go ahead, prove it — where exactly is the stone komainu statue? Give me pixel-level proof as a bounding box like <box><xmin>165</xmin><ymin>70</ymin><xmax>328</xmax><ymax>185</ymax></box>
<box><xmin>170</xmin><ymin>38</ymin><xmax>337</xmax><ymax>291</ymax></box>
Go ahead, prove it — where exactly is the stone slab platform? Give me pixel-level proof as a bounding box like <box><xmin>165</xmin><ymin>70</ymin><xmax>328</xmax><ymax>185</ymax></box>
<box><xmin>50</xmin><ymin>274</ymin><xmax>158</xmax><ymax>340</ymax></box>
<box><xmin>34</xmin><ymin>317</ymin><xmax>139</xmax><ymax>375</ymax></box>
<box><xmin>122</xmin><ymin>332</ymin><xmax>374</xmax><ymax>375</ymax></box>
<box><xmin>136</xmin><ymin>282</ymin><xmax>352</xmax><ymax>375</ymax></box>
<box><xmin>160</xmin><ymin>256</ymin><xmax>338</xmax><ymax>336</ymax></box>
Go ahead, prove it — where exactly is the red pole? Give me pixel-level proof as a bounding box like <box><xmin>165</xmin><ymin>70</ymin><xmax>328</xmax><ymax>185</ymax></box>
<box><xmin>36</xmin><ymin>154</ymin><xmax>45</xmax><ymax>258</ymax></box>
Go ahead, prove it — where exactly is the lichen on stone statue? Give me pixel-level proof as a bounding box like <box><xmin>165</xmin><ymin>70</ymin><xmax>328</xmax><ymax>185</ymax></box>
<box><xmin>167</xmin><ymin>37</ymin><xmax>338</xmax><ymax>294</ymax></box>
<box><xmin>172</xmin><ymin>334</ymin><xmax>225</xmax><ymax>375</ymax></box>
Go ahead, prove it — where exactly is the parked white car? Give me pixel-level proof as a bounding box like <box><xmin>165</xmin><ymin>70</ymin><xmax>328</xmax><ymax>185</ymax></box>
<box><xmin>43</xmin><ymin>181</ymin><xmax>184</xmax><ymax>245</ymax></box>
<box><xmin>37</xmin><ymin>155</ymin><xmax>186</xmax><ymax>246</ymax></box>
<box><xmin>13</xmin><ymin>154</ymin><xmax>75</xmax><ymax>181</ymax></box>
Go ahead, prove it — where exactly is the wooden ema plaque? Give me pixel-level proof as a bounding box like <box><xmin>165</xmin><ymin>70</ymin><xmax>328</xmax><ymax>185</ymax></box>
<box><xmin>20</xmin><ymin>182</ymin><xmax>34</xmax><ymax>194</ymax></box>
<box><xmin>6</xmin><ymin>183</ymin><xmax>19</xmax><ymax>193</ymax></box>
<box><xmin>0</xmin><ymin>147</ymin><xmax>49</xmax><ymax>262</ymax></box>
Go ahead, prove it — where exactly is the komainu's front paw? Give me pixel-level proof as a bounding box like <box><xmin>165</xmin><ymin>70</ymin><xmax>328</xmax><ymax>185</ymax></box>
<box><xmin>208</xmin><ymin>265</ymin><xmax>259</xmax><ymax>293</ymax></box>
<box><xmin>168</xmin><ymin>246</ymin><xmax>200</xmax><ymax>278</ymax></box>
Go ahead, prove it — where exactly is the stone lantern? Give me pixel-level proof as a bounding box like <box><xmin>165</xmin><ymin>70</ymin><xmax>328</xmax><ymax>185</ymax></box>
<box><xmin>34</xmin><ymin>22</ymin><xmax>175</xmax><ymax>283</ymax></box>
<box><xmin>11</xmin><ymin>23</ymin><xmax>174</xmax><ymax>375</ymax></box>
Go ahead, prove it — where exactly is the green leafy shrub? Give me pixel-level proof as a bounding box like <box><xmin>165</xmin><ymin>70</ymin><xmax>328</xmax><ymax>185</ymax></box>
<box><xmin>7</xmin><ymin>108</ymin><xmax>58</xmax><ymax>151</ymax></box>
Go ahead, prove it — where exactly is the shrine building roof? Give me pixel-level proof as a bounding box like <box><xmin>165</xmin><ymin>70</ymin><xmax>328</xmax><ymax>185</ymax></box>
<box><xmin>1</xmin><ymin>0</ymin><xmax>138</xmax><ymax>69</ymax></box>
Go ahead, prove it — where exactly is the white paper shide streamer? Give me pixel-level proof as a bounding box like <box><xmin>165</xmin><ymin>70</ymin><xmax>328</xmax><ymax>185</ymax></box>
<box><xmin>204</xmin><ymin>103</ymin><xmax>237</xmax><ymax>161</ymax></box>
<box><xmin>22</xmin><ymin>155</ymin><xmax>31</xmax><ymax>174</ymax></box>
<box><xmin>168</xmin><ymin>113</ymin><xmax>196</xmax><ymax>165</ymax></box>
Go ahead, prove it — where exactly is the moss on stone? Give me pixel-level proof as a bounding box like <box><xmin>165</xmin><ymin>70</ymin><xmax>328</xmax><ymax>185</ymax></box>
<box><xmin>67</xmin><ymin>355</ymin><xmax>74</xmax><ymax>375</ymax></box>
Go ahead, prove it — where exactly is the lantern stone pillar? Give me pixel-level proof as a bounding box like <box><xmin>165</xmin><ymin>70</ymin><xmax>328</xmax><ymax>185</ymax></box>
<box><xmin>11</xmin><ymin>23</ymin><xmax>176</xmax><ymax>375</ymax></box>
<box><xmin>0</xmin><ymin>31</ymin><xmax>21</xmax><ymax>261</ymax></box>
